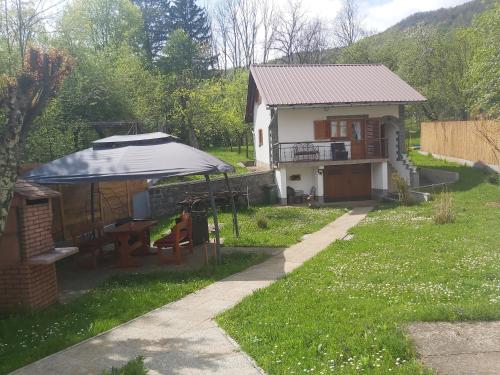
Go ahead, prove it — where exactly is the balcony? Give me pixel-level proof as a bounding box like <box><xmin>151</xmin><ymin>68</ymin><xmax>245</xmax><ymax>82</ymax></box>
<box><xmin>273</xmin><ymin>139</ymin><xmax>388</xmax><ymax>164</ymax></box>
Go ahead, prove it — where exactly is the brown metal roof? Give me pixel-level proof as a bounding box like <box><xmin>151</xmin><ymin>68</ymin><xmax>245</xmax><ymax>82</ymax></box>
<box><xmin>249</xmin><ymin>64</ymin><xmax>426</xmax><ymax>107</ymax></box>
<box><xmin>15</xmin><ymin>179</ymin><xmax>60</xmax><ymax>199</ymax></box>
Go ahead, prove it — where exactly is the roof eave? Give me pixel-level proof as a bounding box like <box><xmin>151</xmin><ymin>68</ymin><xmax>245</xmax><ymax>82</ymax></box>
<box><xmin>267</xmin><ymin>100</ymin><xmax>426</xmax><ymax>109</ymax></box>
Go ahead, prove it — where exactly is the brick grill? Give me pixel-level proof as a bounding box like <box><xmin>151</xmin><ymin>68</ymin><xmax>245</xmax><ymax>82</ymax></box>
<box><xmin>0</xmin><ymin>181</ymin><xmax>61</xmax><ymax>313</ymax></box>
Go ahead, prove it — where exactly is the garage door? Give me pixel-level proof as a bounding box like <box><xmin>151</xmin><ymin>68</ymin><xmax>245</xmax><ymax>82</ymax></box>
<box><xmin>324</xmin><ymin>164</ymin><xmax>371</xmax><ymax>201</ymax></box>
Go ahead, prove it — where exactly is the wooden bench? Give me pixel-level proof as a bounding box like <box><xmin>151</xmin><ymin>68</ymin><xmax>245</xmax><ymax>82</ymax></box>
<box><xmin>70</xmin><ymin>221</ymin><xmax>115</xmax><ymax>269</ymax></box>
<box><xmin>293</xmin><ymin>143</ymin><xmax>320</xmax><ymax>161</ymax></box>
<box><xmin>154</xmin><ymin>213</ymin><xmax>193</xmax><ymax>265</ymax></box>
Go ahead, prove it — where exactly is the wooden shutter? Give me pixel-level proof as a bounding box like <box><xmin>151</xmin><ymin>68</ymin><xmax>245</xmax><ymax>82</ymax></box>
<box><xmin>314</xmin><ymin>120</ymin><xmax>330</xmax><ymax>140</ymax></box>
<box><xmin>366</xmin><ymin>118</ymin><xmax>380</xmax><ymax>140</ymax></box>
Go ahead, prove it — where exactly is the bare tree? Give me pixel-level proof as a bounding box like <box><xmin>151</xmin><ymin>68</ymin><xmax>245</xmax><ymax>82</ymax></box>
<box><xmin>234</xmin><ymin>0</ymin><xmax>259</xmax><ymax>67</ymax></box>
<box><xmin>213</xmin><ymin>2</ymin><xmax>230</xmax><ymax>72</ymax></box>
<box><xmin>333</xmin><ymin>0</ymin><xmax>366</xmax><ymax>47</ymax></box>
<box><xmin>259</xmin><ymin>0</ymin><xmax>277</xmax><ymax>63</ymax></box>
<box><xmin>274</xmin><ymin>0</ymin><xmax>307</xmax><ymax>63</ymax></box>
<box><xmin>224</xmin><ymin>0</ymin><xmax>242</xmax><ymax>68</ymax></box>
<box><xmin>1</xmin><ymin>0</ymin><xmax>61</xmax><ymax>65</ymax></box>
<box><xmin>295</xmin><ymin>18</ymin><xmax>329</xmax><ymax>63</ymax></box>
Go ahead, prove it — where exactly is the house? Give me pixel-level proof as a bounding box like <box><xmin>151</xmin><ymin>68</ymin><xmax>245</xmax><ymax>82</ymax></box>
<box><xmin>245</xmin><ymin>64</ymin><xmax>426</xmax><ymax>203</ymax></box>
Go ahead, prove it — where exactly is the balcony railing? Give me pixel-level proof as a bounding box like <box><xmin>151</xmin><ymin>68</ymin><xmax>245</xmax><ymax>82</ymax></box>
<box><xmin>273</xmin><ymin>139</ymin><xmax>388</xmax><ymax>164</ymax></box>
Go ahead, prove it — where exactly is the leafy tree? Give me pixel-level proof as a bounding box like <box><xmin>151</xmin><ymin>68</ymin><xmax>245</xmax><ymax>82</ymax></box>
<box><xmin>397</xmin><ymin>26</ymin><xmax>469</xmax><ymax>120</ymax></box>
<box><xmin>59</xmin><ymin>0</ymin><xmax>145</xmax><ymax>53</ymax></box>
<box><xmin>0</xmin><ymin>48</ymin><xmax>73</xmax><ymax>235</ymax></box>
<box><xmin>132</xmin><ymin>0</ymin><xmax>171</xmax><ymax>61</ymax></box>
<box><xmin>159</xmin><ymin>28</ymin><xmax>211</xmax><ymax>76</ymax></box>
<box><xmin>170</xmin><ymin>0</ymin><xmax>211</xmax><ymax>44</ymax></box>
<box><xmin>464</xmin><ymin>3</ymin><xmax>500</xmax><ymax>118</ymax></box>
<box><xmin>160</xmin><ymin>29</ymin><xmax>215</xmax><ymax>147</ymax></box>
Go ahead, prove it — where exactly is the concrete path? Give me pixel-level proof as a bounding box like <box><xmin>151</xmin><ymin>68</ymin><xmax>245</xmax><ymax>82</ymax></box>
<box><xmin>408</xmin><ymin>322</ymin><xmax>500</xmax><ymax>375</ymax></box>
<box><xmin>12</xmin><ymin>207</ymin><xmax>372</xmax><ymax>375</ymax></box>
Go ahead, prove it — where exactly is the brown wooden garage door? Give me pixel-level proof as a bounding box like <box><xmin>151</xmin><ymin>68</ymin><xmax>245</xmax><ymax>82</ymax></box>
<box><xmin>324</xmin><ymin>164</ymin><xmax>371</xmax><ymax>201</ymax></box>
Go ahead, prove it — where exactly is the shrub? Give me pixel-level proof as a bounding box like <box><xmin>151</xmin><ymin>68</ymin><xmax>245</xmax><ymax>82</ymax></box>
<box><xmin>488</xmin><ymin>173</ymin><xmax>499</xmax><ymax>185</ymax></box>
<box><xmin>433</xmin><ymin>190</ymin><xmax>455</xmax><ymax>224</ymax></box>
<box><xmin>102</xmin><ymin>357</ymin><xmax>147</xmax><ymax>375</ymax></box>
<box><xmin>391</xmin><ymin>172</ymin><xmax>412</xmax><ymax>206</ymax></box>
<box><xmin>255</xmin><ymin>211</ymin><xmax>269</xmax><ymax>229</ymax></box>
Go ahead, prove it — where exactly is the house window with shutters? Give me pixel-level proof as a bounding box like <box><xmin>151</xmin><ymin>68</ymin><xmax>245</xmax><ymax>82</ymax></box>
<box><xmin>330</xmin><ymin>120</ymin><xmax>348</xmax><ymax>138</ymax></box>
<box><xmin>258</xmin><ymin>129</ymin><xmax>263</xmax><ymax>146</ymax></box>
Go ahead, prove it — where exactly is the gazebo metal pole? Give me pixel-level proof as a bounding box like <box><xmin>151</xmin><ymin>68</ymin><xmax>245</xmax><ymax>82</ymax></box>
<box><xmin>205</xmin><ymin>174</ymin><xmax>221</xmax><ymax>264</ymax></box>
<box><xmin>224</xmin><ymin>173</ymin><xmax>239</xmax><ymax>237</ymax></box>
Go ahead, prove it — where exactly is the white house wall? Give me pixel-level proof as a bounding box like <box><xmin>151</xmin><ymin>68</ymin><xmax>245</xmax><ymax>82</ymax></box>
<box><xmin>285</xmin><ymin>165</ymin><xmax>317</xmax><ymax>195</ymax></box>
<box><xmin>371</xmin><ymin>162</ymin><xmax>389</xmax><ymax>191</ymax></box>
<box><xmin>253</xmin><ymin>100</ymin><xmax>272</xmax><ymax>168</ymax></box>
<box><xmin>277</xmin><ymin>105</ymin><xmax>400</xmax><ymax>143</ymax></box>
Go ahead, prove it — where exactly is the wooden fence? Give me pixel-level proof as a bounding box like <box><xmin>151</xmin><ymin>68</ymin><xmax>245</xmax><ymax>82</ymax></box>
<box><xmin>51</xmin><ymin>180</ymin><xmax>148</xmax><ymax>241</ymax></box>
<box><xmin>421</xmin><ymin>120</ymin><xmax>500</xmax><ymax>167</ymax></box>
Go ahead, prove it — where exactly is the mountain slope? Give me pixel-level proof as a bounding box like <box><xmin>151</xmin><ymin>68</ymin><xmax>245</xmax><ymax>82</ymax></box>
<box><xmin>387</xmin><ymin>0</ymin><xmax>495</xmax><ymax>32</ymax></box>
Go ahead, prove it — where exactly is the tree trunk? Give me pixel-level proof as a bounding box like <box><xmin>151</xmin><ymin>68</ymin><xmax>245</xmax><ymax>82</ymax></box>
<box><xmin>0</xmin><ymin>90</ymin><xmax>22</xmax><ymax>235</ymax></box>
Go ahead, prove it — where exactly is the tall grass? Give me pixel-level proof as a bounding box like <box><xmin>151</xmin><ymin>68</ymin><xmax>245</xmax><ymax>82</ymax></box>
<box><xmin>433</xmin><ymin>190</ymin><xmax>454</xmax><ymax>224</ymax></box>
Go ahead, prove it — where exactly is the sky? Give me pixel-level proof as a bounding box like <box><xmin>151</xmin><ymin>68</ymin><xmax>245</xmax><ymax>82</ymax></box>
<box><xmin>206</xmin><ymin>0</ymin><xmax>472</xmax><ymax>32</ymax></box>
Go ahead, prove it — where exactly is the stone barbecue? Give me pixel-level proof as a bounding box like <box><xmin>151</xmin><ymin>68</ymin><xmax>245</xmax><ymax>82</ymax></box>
<box><xmin>0</xmin><ymin>180</ymin><xmax>77</xmax><ymax>312</ymax></box>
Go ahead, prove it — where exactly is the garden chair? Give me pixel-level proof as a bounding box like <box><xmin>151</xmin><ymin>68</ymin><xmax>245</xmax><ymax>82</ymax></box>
<box><xmin>154</xmin><ymin>212</ymin><xmax>193</xmax><ymax>265</ymax></box>
<box><xmin>331</xmin><ymin>142</ymin><xmax>349</xmax><ymax>160</ymax></box>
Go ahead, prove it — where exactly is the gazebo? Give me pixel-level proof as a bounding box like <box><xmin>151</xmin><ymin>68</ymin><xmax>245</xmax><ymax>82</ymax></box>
<box><xmin>23</xmin><ymin>132</ymin><xmax>239</xmax><ymax>263</ymax></box>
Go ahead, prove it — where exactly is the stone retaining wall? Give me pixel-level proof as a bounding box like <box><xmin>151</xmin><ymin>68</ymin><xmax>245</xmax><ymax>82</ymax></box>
<box><xmin>149</xmin><ymin>171</ymin><xmax>275</xmax><ymax>218</ymax></box>
<box><xmin>419</xmin><ymin>167</ymin><xmax>460</xmax><ymax>185</ymax></box>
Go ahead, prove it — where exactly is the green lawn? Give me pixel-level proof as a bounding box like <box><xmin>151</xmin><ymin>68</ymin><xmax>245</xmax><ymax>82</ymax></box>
<box><xmin>0</xmin><ymin>252</ymin><xmax>268</xmax><ymax>374</ymax></box>
<box><xmin>217</xmin><ymin>153</ymin><xmax>500</xmax><ymax>374</ymax></box>
<box><xmin>152</xmin><ymin>206</ymin><xmax>346</xmax><ymax>247</ymax></box>
<box><xmin>157</xmin><ymin>146</ymin><xmax>254</xmax><ymax>185</ymax></box>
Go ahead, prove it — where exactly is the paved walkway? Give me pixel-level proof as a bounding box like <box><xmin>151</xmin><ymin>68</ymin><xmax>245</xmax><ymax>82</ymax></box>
<box><xmin>408</xmin><ymin>321</ymin><xmax>500</xmax><ymax>375</ymax></box>
<box><xmin>12</xmin><ymin>207</ymin><xmax>372</xmax><ymax>375</ymax></box>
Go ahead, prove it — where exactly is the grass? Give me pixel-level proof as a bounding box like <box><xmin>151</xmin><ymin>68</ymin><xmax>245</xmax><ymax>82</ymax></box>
<box><xmin>217</xmin><ymin>153</ymin><xmax>500</xmax><ymax>374</ymax></box>
<box><xmin>0</xmin><ymin>252</ymin><xmax>268</xmax><ymax>374</ymax></box>
<box><xmin>152</xmin><ymin>206</ymin><xmax>346</xmax><ymax>248</ymax></box>
<box><xmin>157</xmin><ymin>146</ymin><xmax>254</xmax><ymax>185</ymax></box>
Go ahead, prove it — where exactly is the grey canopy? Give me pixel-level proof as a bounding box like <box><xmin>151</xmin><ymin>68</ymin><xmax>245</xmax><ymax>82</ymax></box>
<box><xmin>24</xmin><ymin>132</ymin><xmax>235</xmax><ymax>184</ymax></box>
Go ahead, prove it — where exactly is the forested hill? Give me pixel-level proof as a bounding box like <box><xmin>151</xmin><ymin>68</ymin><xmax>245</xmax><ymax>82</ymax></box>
<box><xmin>387</xmin><ymin>0</ymin><xmax>495</xmax><ymax>32</ymax></box>
<box><xmin>334</xmin><ymin>1</ymin><xmax>499</xmax><ymax>123</ymax></box>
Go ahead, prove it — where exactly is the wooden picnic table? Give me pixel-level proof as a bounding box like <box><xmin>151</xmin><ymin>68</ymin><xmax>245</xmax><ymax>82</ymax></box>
<box><xmin>108</xmin><ymin>220</ymin><xmax>157</xmax><ymax>268</ymax></box>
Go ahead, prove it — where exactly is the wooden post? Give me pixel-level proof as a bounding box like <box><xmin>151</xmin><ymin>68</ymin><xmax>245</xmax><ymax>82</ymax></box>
<box><xmin>224</xmin><ymin>173</ymin><xmax>239</xmax><ymax>237</ymax></box>
<box><xmin>205</xmin><ymin>174</ymin><xmax>221</xmax><ymax>264</ymax></box>
<box><xmin>126</xmin><ymin>180</ymin><xmax>132</xmax><ymax>217</ymax></box>
<box><xmin>98</xmin><ymin>183</ymin><xmax>104</xmax><ymax>223</ymax></box>
<box><xmin>90</xmin><ymin>182</ymin><xmax>95</xmax><ymax>223</ymax></box>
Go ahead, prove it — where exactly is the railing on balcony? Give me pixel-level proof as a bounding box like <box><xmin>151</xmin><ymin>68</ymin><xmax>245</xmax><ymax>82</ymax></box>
<box><xmin>273</xmin><ymin>139</ymin><xmax>388</xmax><ymax>164</ymax></box>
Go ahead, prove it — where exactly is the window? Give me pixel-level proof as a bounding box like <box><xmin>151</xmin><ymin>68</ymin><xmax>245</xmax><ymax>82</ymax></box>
<box><xmin>352</xmin><ymin>121</ymin><xmax>362</xmax><ymax>140</ymax></box>
<box><xmin>330</xmin><ymin>121</ymin><xmax>338</xmax><ymax>137</ymax></box>
<box><xmin>339</xmin><ymin>120</ymin><xmax>347</xmax><ymax>137</ymax></box>
<box><xmin>290</xmin><ymin>174</ymin><xmax>301</xmax><ymax>181</ymax></box>
<box><xmin>258</xmin><ymin>129</ymin><xmax>263</xmax><ymax>146</ymax></box>
<box><xmin>255</xmin><ymin>90</ymin><xmax>261</xmax><ymax>104</ymax></box>
<box><xmin>330</xmin><ymin>120</ymin><xmax>347</xmax><ymax>138</ymax></box>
